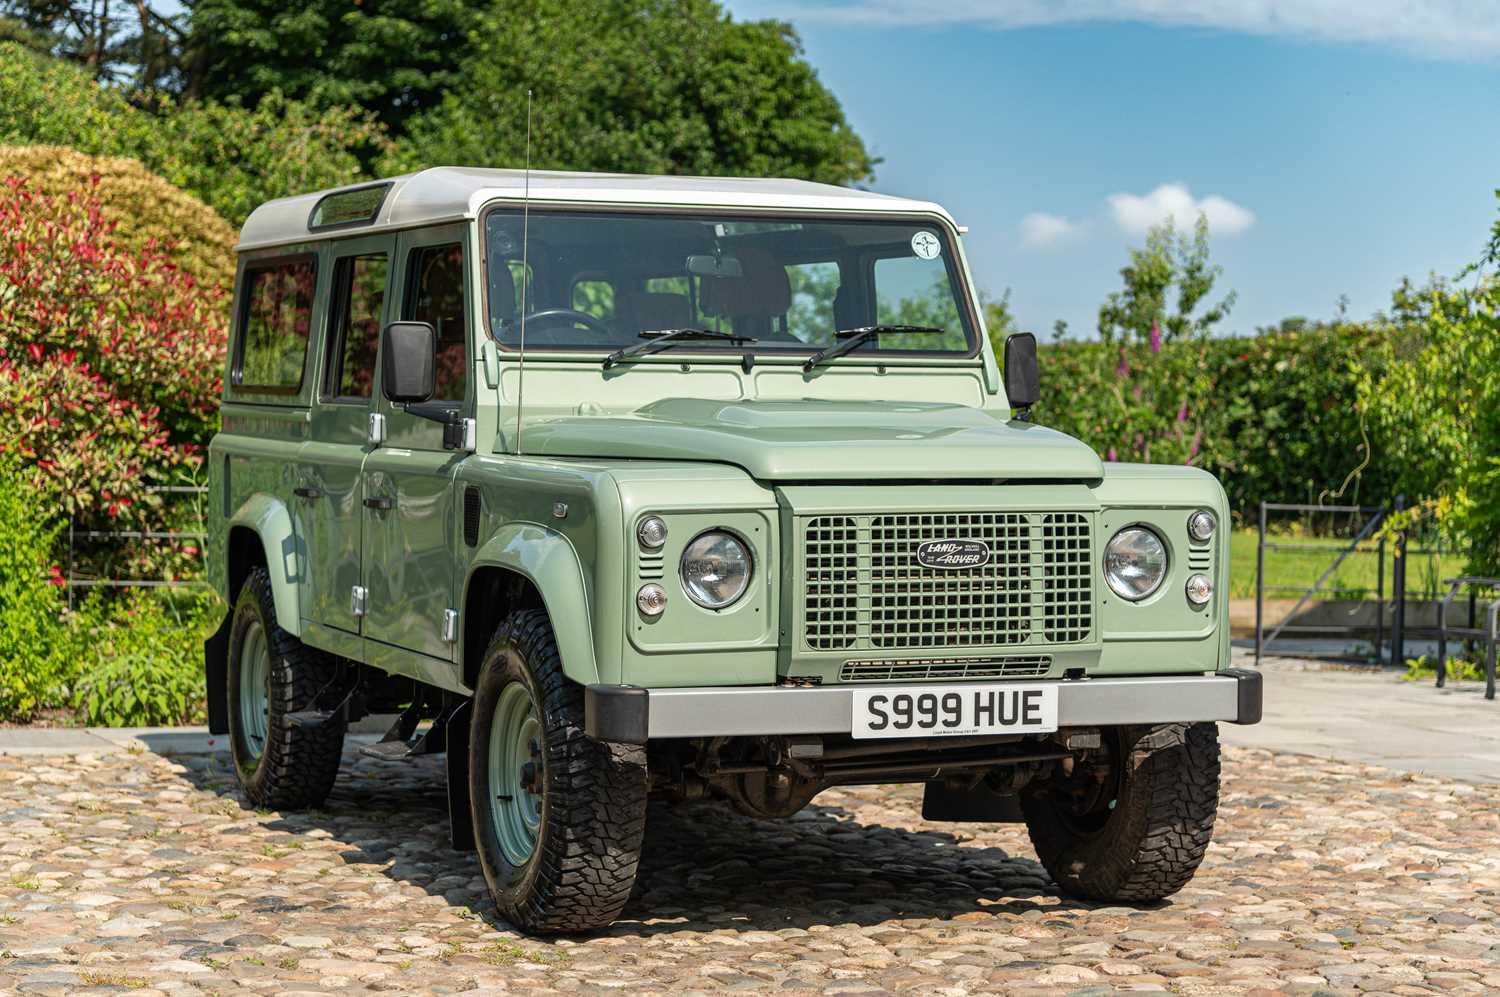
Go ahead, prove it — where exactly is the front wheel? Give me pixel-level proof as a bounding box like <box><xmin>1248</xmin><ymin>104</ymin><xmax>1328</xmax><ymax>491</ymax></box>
<box><xmin>1021</xmin><ymin>722</ymin><xmax>1220</xmax><ymax>903</ymax></box>
<box><xmin>469</xmin><ymin>609</ymin><xmax>648</xmax><ymax>934</ymax></box>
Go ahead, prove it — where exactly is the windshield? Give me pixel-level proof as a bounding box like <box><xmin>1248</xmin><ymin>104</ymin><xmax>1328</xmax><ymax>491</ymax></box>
<box><xmin>483</xmin><ymin>209</ymin><xmax>976</xmax><ymax>357</ymax></box>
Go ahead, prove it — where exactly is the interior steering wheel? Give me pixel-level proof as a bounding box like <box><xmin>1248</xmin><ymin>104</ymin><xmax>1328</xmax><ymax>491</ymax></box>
<box><xmin>520</xmin><ymin>308</ymin><xmax>612</xmax><ymax>335</ymax></box>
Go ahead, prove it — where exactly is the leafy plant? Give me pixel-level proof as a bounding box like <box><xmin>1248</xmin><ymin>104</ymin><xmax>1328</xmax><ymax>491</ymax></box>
<box><xmin>70</xmin><ymin>588</ymin><xmax>218</xmax><ymax>727</ymax></box>
<box><xmin>0</xmin><ymin>455</ymin><xmax>71</xmax><ymax>719</ymax></box>
<box><xmin>1402</xmin><ymin>654</ymin><xmax>1488</xmax><ymax>684</ymax></box>
<box><xmin>1097</xmin><ymin>216</ymin><xmax>1236</xmax><ymax>345</ymax></box>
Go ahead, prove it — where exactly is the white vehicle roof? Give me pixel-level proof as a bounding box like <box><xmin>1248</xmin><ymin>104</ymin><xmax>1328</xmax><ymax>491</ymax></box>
<box><xmin>236</xmin><ymin>167</ymin><xmax>958</xmax><ymax>252</ymax></box>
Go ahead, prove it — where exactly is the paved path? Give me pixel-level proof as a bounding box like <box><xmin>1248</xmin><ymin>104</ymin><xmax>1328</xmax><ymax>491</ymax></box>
<box><xmin>3</xmin><ymin>741</ymin><xmax>1499</xmax><ymax>995</ymax></box>
<box><xmin>1219</xmin><ymin>649</ymin><xmax>1500</xmax><ymax>784</ymax></box>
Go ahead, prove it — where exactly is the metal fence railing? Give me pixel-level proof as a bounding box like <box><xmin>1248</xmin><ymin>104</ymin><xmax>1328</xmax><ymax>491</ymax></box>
<box><xmin>64</xmin><ymin>485</ymin><xmax>208</xmax><ymax>608</ymax></box>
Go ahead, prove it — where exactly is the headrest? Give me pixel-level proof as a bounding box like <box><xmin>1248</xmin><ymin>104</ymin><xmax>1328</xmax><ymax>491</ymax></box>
<box><xmin>700</xmin><ymin>247</ymin><xmax>790</xmax><ymax>318</ymax></box>
<box><xmin>622</xmin><ymin>291</ymin><xmax>692</xmax><ymax>333</ymax></box>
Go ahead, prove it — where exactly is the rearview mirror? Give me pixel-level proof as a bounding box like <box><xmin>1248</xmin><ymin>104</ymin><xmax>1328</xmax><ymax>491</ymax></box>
<box><xmin>381</xmin><ymin>321</ymin><xmax>436</xmax><ymax>404</ymax></box>
<box><xmin>686</xmin><ymin>254</ymin><xmax>743</xmax><ymax>279</ymax></box>
<box><xmin>1003</xmin><ymin>332</ymin><xmax>1040</xmax><ymax>413</ymax></box>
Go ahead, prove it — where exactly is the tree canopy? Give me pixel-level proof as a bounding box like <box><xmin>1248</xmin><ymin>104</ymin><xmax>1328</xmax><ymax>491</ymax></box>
<box><xmin>380</xmin><ymin>0</ymin><xmax>873</xmax><ymax>185</ymax></box>
<box><xmin>1097</xmin><ymin>216</ymin><xmax>1235</xmax><ymax>344</ymax></box>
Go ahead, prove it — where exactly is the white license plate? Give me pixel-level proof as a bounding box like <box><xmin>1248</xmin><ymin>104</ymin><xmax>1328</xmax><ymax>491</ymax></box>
<box><xmin>850</xmin><ymin>683</ymin><xmax>1058</xmax><ymax>740</ymax></box>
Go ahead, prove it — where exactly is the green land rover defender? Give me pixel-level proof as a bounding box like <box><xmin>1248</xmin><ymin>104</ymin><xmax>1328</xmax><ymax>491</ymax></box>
<box><xmin>205</xmin><ymin>168</ymin><xmax>1261</xmax><ymax>934</ymax></box>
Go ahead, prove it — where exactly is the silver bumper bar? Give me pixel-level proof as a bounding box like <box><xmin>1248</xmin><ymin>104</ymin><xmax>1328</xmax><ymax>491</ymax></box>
<box><xmin>585</xmin><ymin>669</ymin><xmax>1262</xmax><ymax>744</ymax></box>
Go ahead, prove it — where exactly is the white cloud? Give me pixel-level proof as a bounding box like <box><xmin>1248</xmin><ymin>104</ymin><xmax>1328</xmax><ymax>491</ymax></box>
<box><xmin>1019</xmin><ymin>212</ymin><xmax>1084</xmax><ymax>248</ymax></box>
<box><xmin>744</xmin><ymin>0</ymin><xmax>1500</xmax><ymax>60</ymax></box>
<box><xmin>1106</xmin><ymin>183</ymin><xmax>1255</xmax><ymax>238</ymax></box>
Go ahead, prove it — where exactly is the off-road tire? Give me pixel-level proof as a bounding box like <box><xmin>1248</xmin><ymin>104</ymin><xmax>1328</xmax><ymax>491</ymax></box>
<box><xmin>225</xmin><ymin>566</ymin><xmax>346</xmax><ymax>809</ymax></box>
<box><xmin>469</xmin><ymin>609</ymin><xmax>648</xmax><ymax>934</ymax></box>
<box><xmin>1021</xmin><ymin>722</ymin><xmax>1220</xmax><ymax>903</ymax></box>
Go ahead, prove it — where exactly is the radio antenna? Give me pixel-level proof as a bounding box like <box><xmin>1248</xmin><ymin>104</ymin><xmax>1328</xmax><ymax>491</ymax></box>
<box><xmin>514</xmin><ymin>89</ymin><xmax>533</xmax><ymax>455</ymax></box>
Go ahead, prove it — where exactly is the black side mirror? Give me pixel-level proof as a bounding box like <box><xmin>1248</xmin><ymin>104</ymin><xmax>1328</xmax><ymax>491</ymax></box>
<box><xmin>381</xmin><ymin>321</ymin><xmax>436</xmax><ymax>404</ymax></box>
<box><xmin>1003</xmin><ymin>332</ymin><xmax>1040</xmax><ymax>414</ymax></box>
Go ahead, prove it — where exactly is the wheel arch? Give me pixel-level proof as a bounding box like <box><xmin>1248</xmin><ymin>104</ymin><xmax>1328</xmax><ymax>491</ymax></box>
<box><xmin>224</xmin><ymin>492</ymin><xmax>303</xmax><ymax>638</ymax></box>
<box><xmin>463</xmin><ymin>523</ymin><xmax>600</xmax><ymax>690</ymax></box>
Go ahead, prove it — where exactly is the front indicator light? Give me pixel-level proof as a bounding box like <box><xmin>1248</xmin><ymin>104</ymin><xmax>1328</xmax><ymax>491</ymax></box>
<box><xmin>680</xmin><ymin>530</ymin><xmax>752</xmax><ymax>609</ymax></box>
<box><xmin>637</xmin><ymin>516</ymin><xmax>668</xmax><ymax>549</ymax></box>
<box><xmin>1185</xmin><ymin>573</ymin><xmax>1213</xmax><ymax>607</ymax></box>
<box><xmin>636</xmin><ymin>583</ymin><xmax>667</xmax><ymax>616</ymax></box>
<box><xmin>1187</xmin><ymin>510</ymin><xmax>1217</xmax><ymax>543</ymax></box>
<box><xmin>1104</xmin><ymin>526</ymin><xmax>1168</xmax><ymax>601</ymax></box>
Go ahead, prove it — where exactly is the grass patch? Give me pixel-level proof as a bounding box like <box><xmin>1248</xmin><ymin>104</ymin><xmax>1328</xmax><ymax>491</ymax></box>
<box><xmin>484</xmin><ymin>939</ymin><xmax>565</xmax><ymax>966</ymax></box>
<box><xmin>80</xmin><ymin>972</ymin><xmax>150</xmax><ymax>988</ymax></box>
<box><xmin>1228</xmin><ymin>527</ymin><xmax>1466</xmax><ymax>601</ymax></box>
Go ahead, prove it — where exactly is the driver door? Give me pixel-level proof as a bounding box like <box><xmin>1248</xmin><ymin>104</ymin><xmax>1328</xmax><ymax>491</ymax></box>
<box><xmin>361</xmin><ymin>224</ymin><xmax>471</xmax><ymax>663</ymax></box>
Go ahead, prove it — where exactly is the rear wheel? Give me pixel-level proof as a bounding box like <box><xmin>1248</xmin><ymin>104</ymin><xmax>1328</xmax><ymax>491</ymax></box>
<box><xmin>1021</xmin><ymin>722</ymin><xmax>1220</xmax><ymax>903</ymax></box>
<box><xmin>469</xmin><ymin>609</ymin><xmax>648</xmax><ymax>934</ymax></box>
<box><xmin>225</xmin><ymin>566</ymin><xmax>346</xmax><ymax>809</ymax></box>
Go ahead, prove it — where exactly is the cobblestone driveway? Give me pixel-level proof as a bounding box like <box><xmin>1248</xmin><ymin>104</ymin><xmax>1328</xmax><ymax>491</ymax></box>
<box><xmin>1</xmin><ymin>743</ymin><xmax>1496</xmax><ymax>995</ymax></box>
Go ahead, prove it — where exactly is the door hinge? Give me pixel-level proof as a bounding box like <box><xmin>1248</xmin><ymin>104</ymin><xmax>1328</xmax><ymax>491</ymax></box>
<box><xmin>368</xmin><ymin>412</ymin><xmax>386</xmax><ymax>446</ymax></box>
<box><xmin>442</xmin><ymin>608</ymin><xmax>460</xmax><ymax>643</ymax></box>
<box><xmin>351</xmin><ymin>585</ymin><xmax>368</xmax><ymax>618</ymax></box>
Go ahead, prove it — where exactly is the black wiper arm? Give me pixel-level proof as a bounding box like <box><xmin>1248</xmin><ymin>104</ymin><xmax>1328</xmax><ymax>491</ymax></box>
<box><xmin>603</xmin><ymin>328</ymin><xmax>756</xmax><ymax>370</ymax></box>
<box><xmin>802</xmin><ymin>324</ymin><xmax>944</xmax><ymax>373</ymax></box>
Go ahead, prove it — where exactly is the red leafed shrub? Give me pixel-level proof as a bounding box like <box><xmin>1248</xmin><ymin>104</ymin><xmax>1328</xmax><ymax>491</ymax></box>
<box><xmin>0</xmin><ymin>175</ymin><xmax>227</xmax><ymax>548</ymax></box>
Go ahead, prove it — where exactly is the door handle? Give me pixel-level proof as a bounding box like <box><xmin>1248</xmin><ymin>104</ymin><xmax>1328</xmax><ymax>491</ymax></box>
<box><xmin>363</xmin><ymin>496</ymin><xmax>395</xmax><ymax>511</ymax></box>
<box><xmin>293</xmin><ymin>486</ymin><xmax>323</xmax><ymax>500</ymax></box>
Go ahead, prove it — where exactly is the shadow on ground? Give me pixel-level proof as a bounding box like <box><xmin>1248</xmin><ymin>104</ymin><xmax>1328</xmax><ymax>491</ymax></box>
<box><xmin>174</xmin><ymin>745</ymin><xmax>1094</xmax><ymax>936</ymax></box>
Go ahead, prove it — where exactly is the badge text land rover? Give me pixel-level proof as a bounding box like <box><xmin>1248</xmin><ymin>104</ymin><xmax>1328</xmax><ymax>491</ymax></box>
<box><xmin>205</xmin><ymin>168</ymin><xmax>1261</xmax><ymax>934</ymax></box>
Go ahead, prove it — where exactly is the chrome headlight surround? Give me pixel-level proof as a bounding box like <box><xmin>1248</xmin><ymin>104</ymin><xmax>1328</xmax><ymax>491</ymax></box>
<box><xmin>1103</xmin><ymin>525</ymin><xmax>1169</xmax><ymax>601</ymax></box>
<box><xmin>679</xmin><ymin>529</ymin><xmax>753</xmax><ymax>609</ymax></box>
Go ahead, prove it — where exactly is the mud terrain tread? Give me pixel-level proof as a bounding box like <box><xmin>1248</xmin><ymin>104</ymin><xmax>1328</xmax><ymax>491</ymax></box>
<box><xmin>231</xmin><ymin>567</ymin><xmax>345</xmax><ymax>810</ymax></box>
<box><xmin>1023</xmin><ymin>722</ymin><xmax>1220</xmax><ymax>903</ymax></box>
<box><xmin>486</xmin><ymin>610</ymin><xmax>647</xmax><ymax>934</ymax></box>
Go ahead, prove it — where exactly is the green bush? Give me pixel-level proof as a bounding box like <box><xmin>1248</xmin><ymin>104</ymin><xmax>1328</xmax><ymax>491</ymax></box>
<box><xmin>1031</xmin><ymin>322</ymin><xmax>1409</xmax><ymax>518</ymax></box>
<box><xmin>71</xmin><ymin>589</ymin><xmax>217</xmax><ymax>727</ymax></box>
<box><xmin>0</xmin><ymin>457</ymin><xmax>71</xmax><ymax>719</ymax></box>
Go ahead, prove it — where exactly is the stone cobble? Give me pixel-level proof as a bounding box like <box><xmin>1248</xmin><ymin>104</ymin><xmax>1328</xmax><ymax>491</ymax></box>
<box><xmin>0</xmin><ymin>744</ymin><xmax>1496</xmax><ymax>995</ymax></box>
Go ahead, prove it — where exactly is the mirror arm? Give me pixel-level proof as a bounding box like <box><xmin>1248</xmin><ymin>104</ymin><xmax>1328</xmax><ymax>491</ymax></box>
<box><xmin>401</xmin><ymin>402</ymin><xmax>473</xmax><ymax>451</ymax></box>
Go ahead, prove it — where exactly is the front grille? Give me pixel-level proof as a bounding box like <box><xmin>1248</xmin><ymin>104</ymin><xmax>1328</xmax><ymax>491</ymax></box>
<box><xmin>840</xmin><ymin>655</ymin><xmax>1052</xmax><ymax>682</ymax></box>
<box><xmin>803</xmin><ymin>511</ymin><xmax>1093</xmax><ymax>652</ymax></box>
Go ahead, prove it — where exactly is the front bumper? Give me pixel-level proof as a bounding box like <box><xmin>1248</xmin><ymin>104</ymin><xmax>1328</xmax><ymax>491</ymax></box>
<box><xmin>585</xmin><ymin>668</ymin><xmax>1262</xmax><ymax>744</ymax></box>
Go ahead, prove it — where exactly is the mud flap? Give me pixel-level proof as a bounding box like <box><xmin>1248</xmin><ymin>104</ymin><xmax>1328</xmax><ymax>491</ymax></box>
<box><xmin>446</xmin><ymin>699</ymin><xmax>475</xmax><ymax>852</ymax></box>
<box><xmin>922</xmin><ymin>779</ymin><xmax>1026</xmax><ymax>823</ymax></box>
<box><xmin>204</xmin><ymin>611</ymin><xmax>232</xmax><ymax>735</ymax></box>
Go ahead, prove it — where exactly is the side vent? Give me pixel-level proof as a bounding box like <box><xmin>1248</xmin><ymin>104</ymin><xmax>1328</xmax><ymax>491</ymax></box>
<box><xmin>638</xmin><ymin>552</ymin><xmax>665</xmax><ymax>581</ymax></box>
<box><xmin>463</xmin><ymin>486</ymin><xmax>481</xmax><ymax>547</ymax></box>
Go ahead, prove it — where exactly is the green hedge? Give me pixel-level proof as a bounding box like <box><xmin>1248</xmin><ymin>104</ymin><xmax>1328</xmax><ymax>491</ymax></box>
<box><xmin>1030</xmin><ymin>322</ymin><xmax>1410</xmax><ymax>518</ymax></box>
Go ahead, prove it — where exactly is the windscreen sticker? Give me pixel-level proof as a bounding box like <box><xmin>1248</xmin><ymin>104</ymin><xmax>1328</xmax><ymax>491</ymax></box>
<box><xmin>911</xmin><ymin>230</ymin><xmax>941</xmax><ymax>260</ymax></box>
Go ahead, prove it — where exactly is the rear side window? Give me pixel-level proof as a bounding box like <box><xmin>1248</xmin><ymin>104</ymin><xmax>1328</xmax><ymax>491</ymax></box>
<box><xmin>235</xmin><ymin>258</ymin><xmax>317</xmax><ymax>392</ymax></box>
<box><xmin>325</xmin><ymin>253</ymin><xmax>388</xmax><ymax>399</ymax></box>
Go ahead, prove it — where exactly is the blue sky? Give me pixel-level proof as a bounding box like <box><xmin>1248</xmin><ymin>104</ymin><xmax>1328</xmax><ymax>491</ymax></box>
<box><xmin>727</xmin><ymin>0</ymin><xmax>1500</xmax><ymax>339</ymax></box>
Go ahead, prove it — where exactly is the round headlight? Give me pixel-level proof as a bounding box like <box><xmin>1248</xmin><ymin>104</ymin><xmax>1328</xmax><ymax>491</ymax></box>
<box><xmin>636</xmin><ymin>583</ymin><xmax>668</xmax><ymax>616</ymax></box>
<box><xmin>637</xmin><ymin>516</ymin><xmax>668</xmax><ymax>550</ymax></box>
<box><xmin>1187</xmin><ymin>510</ymin><xmax>1217</xmax><ymax>543</ymax></box>
<box><xmin>680</xmin><ymin>530</ymin><xmax>752</xmax><ymax>609</ymax></box>
<box><xmin>1185</xmin><ymin>572</ymin><xmax>1214</xmax><ymax>607</ymax></box>
<box><xmin>1104</xmin><ymin>527</ymin><xmax>1169</xmax><ymax>601</ymax></box>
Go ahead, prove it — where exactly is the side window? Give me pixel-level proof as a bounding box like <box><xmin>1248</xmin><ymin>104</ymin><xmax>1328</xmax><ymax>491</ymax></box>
<box><xmin>235</xmin><ymin>258</ymin><xmax>316</xmax><ymax>392</ymax></box>
<box><xmin>571</xmin><ymin>278</ymin><xmax>615</xmax><ymax>319</ymax></box>
<box><xmin>324</xmin><ymin>253</ymin><xmax>388</xmax><ymax>400</ymax></box>
<box><xmin>403</xmin><ymin>243</ymin><xmax>467</xmax><ymax>402</ymax></box>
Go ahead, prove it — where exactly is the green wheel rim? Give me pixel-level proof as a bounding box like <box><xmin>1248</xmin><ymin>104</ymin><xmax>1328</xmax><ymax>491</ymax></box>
<box><xmin>238</xmin><ymin>619</ymin><xmax>270</xmax><ymax>760</ymax></box>
<box><xmin>489</xmin><ymin>682</ymin><xmax>542</xmax><ymax>866</ymax></box>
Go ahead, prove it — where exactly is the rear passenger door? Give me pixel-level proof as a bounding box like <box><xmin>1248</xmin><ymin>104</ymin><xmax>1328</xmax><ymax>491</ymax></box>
<box><xmin>362</xmin><ymin>225</ymin><xmax>471</xmax><ymax>664</ymax></box>
<box><xmin>299</xmin><ymin>235</ymin><xmax>392</xmax><ymax>638</ymax></box>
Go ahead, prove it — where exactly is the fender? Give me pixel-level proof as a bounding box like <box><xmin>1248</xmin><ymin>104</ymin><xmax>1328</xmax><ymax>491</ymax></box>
<box><xmin>467</xmin><ymin>522</ymin><xmax>600</xmax><ymax>685</ymax></box>
<box><xmin>228</xmin><ymin>492</ymin><xmax>304</xmax><ymax>638</ymax></box>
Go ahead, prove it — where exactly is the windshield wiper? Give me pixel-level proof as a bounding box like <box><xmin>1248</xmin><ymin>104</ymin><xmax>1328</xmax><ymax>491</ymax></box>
<box><xmin>802</xmin><ymin>324</ymin><xmax>944</xmax><ymax>373</ymax></box>
<box><xmin>603</xmin><ymin>328</ymin><xmax>756</xmax><ymax>370</ymax></box>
